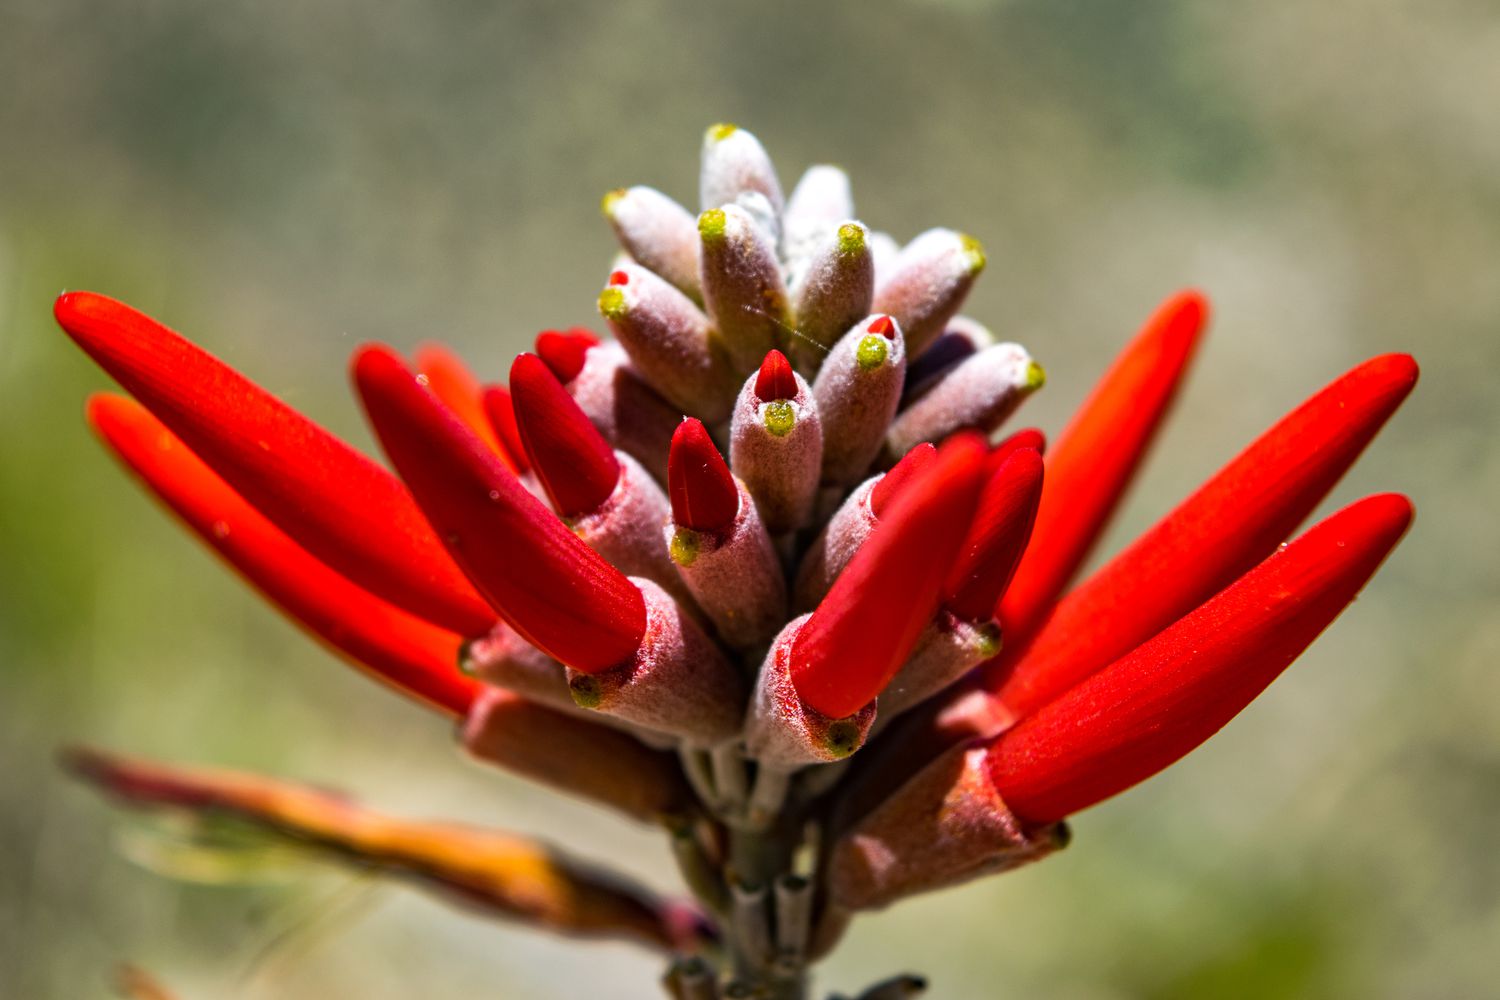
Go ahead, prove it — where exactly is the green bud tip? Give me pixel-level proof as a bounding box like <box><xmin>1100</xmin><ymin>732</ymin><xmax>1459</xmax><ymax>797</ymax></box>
<box><xmin>698</xmin><ymin>208</ymin><xmax>727</xmax><ymax>242</ymax></box>
<box><xmin>762</xmin><ymin>400</ymin><xmax>796</xmax><ymax>437</ymax></box>
<box><xmin>821</xmin><ymin>719</ymin><xmax>863</xmax><ymax>759</ymax></box>
<box><xmin>597</xmin><ymin>287</ymin><xmax>627</xmax><ymax>320</ymax></box>
<box><xmin>601</xmin><ymin>188</ymin><xmax>626</xmax><ymax>218</ymax></box>
<box><xmin>960</xmin><ymin>233</ymin><xmax>987</xmax><ymax>274</ymax></box>
<box><xmin>669</xmin><ymin>527</ymin><xmax>701</xmax><ymax>567</ymax></box>
<box><xmin>855</xmin><ymin>334</ymin><xmax>889</xmax><ymax>371</ymax></box>
<box><xmin>974</xmin><ymin>623</ymin><xmax>1001</xmax><ymax>658</ymax></box>
<box><xmin>707</xmin><ymin>122</ymin><xmax>739</xmax><ymax>143</ymax></box>
<box><xmin>569</xmin><ymin>674</ymin><xmax>604</xmax><ymax>709</ymax></box>
<box><xmin>1024</xmin><ymin>360</ymin><xmax>1046</xmax><ymax>391</ymax></box>
<box><xmin>836</xmin><ymin>222</ymin><xmax>866</xmax><ymax>257</ymax></box>
<box><xmin>455</xmin><ymin>639</ymin><xmax>478</xmax><ymax>676</ymax></box>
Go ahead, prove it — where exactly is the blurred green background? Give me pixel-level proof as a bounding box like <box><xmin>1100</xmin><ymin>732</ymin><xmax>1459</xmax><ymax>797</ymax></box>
<box><xmin>2</xmin><ymin>1</ymin><xmax>1496</xmax><ymax>997</ymax></box>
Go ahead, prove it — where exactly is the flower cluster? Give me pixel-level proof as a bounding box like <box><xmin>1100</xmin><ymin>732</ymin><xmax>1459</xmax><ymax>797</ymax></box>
<box><xmin>60</xmin><ymin>124</ymin><xmax>1415</xmax><ymax>1000</ymax></box>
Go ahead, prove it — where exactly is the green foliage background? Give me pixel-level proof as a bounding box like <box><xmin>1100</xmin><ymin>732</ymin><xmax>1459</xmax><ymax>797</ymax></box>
<box><xmin>1</xmin><ymin>2</ymin><xmax>1496</xmax><ymax>997</ymax></box>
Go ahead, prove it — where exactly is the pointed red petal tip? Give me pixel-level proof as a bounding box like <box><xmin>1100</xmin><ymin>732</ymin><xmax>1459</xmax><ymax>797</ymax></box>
<box><xmin>480</xmin><ymin>385</ymin><xmax>530</xmax><ymax>475</ymax></box>
<box><xmin>413</xmin><ymin>342</ymin><xmax>510</xmax><ymax>464</ymax></box>
<box><xmin>608</xmin><ymin>270</ymin><xmax>630</xmax><ymax>286</ymax></box>
<box><xmin>991</xmin><ymin>350</ymin><xmax>1420</xmax><ymax>717</ymax></box>
<box><xmin>509</xmin><ymin>353</ymin><xmax>621</xmax><ymax>517</ymax></box>
<box><xmin>867</xmin><ymin>315</ymin><xmax>896</xmax><ymax>339</ymax></box>
<box><xmin>668</xmin><ymin>418</ymin><xmax>739</xmax><ymax>533</ymax></box>
<box><xmin>52</xmin><ymin>291</ymin><xmax>495</xmax><ymax>638</ymax></box>
<box><xmin>535</xmin><ymin>328</ymin><xmax>600</xmax><ymax>385</ymax></box>
<box><xmin>352</xmin><ymin>345</ymin><xmax>645</xmax><ymax>674</ymax></box>
<box><xmin>944</xmin><ymin>447</ymin><xmax>1044</xmax><ymax>622</ymax></box>
<box><xmin>86</xmin><ymin>393</ymin><xmax>479</xmax><ymax>717</ymax></box>
<box><xmin>988</xmin><ymin>427</ymin><xmax>1046</xmax><ymax>469</ymax></box>
<box><xmin>999</xmin><ymin>290</ymin><xmax>1207</xmax><ymax>641</ymax></box>
<box><xmin>869</xmin><ymin>442</ymin><xmax>938</xmax><ymax>518</ymax></box>
<box><xmin>754</xmin><ymin>349</ymin><xmax>798</xmax><ymax>402</ymax></box>
<box><xmin>986</xmin><ymin>493</ymin><xmax>1413</xmax><ymax>826</ymax></box>
<box><xmin>791</xmin><ymin>433</ymin><xmax>990</xmax><ymax>718</ymax></box>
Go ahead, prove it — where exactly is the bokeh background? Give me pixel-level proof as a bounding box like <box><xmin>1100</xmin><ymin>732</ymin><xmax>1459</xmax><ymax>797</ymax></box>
<box><xmin>2</xmin><ymin>1</ymin><xmax>1497</xmax><ymax>997</ymax></box>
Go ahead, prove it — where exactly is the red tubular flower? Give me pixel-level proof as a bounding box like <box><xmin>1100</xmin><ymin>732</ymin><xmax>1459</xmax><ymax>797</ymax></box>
<box><xmin>535</xmin><ymin>328</ymin><xmax>601</xmax><ymax>385</ymax></box>
<box><xmin>509</xmin><ymin>353</ymin><xmax>621</xmax><ymax>517</ymax></box>
<box><xmin>943</xmin><ymin>447</ymin><xmax>1044</xmax><ymax>623</ymax></box>
<box><xmin>986</xmin><ymin>493</ymin><xmax>1413</xmax><ymax>826</ymax></box>
<box><xmin>868</xmin><ymin>442</ymin><xmax>937</xmax><ymax>518</ymax></box>
<box><xmin>54</xmin><ymin>292</ymin><xmax>496</xmax><ymax>638</ymax></box>
<box><xmin>990</xmin><ymin>352</ymin><xmax>1419</xmax><ymax>718</ymax></box>
<box><xmin>754</xmin><ymin>349</ymin><xmax>798</xmax><ymax>402</ymax></box>
<box><xmin>413</xmin><ymin>343</ymin><xmax>514</xmax><ymax>469</ymax></box>
<box><xmin>791</xmin><ymin>434</ymin><xmax>988</xmax><ymax>718</ymax></box>
<box><xmin>480</xmin><ymin>385</ymin><xmax>530</xmax><ymax>475</ymax></box>
<box><xmin>86</xmin><ymin>393</ymin><xmax>479</xmax><ymax>717</ymax></box>
<box><xmin>352</xmin><ymin>345</ymin><xmax>646</xmax><ymax>674</ymax></box>
<box><xmin>987</xmin><ymin>427</ymin><xmax>1046</xmax><ymax>469</ymax></box>
<box><xmin>999</xmin><ymin>291</ymin><xmax>1207</xmax><ymax>641</ymax></box>
<box><xmin>668</xmin><ymin>418</ymin><xmax>739</xmax><ymax>533</ymax></box>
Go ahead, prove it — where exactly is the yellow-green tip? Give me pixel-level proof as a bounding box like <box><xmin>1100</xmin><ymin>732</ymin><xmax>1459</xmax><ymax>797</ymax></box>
<box><xmin>1024</xmin><ymin>360</ymin><xmax>1046</xmax><ymax>391</ymax></box>
<box><xmin>669</xmin><ymin>527</ymin><xmax>701</xmax><ymax>567</ymax></box>
<box><xmin>821</xmin><ymin>720</ymin><xmax>864</xmax><ymax>759</ymax></box>
<box><xmin>598</xmin><ymin>287</ymin><xmax>628</xmax><ymax>320</ymax></box>
<box><xmin>707</xmin><ymin>122</ymin><xmax>739</xmax><ymax>143</ymax></box>
<box><xmin>836</xmin><ymin>222</ymin><xmax>867</xmax><ymax>257</ymax></box>
<box><xmin>569</xmin><ymin>674</ymin><xmax>605</xmax><ymax>710</ymax></box>
<box><xmin>960</xmin><ymin>233</ymin><xmax>987</xmax><ymax>274</ymax></box>
<box><xmin>763</xmin><ymin>400</ymin><xmax>796</xmax><ymax>437</ymax></box>
<box><xmin>601</xmin><ymin>188</ymin><xmax>627</xmax><ymax>218</ymax></box>
<box><xmin>855</xmin><ymin>334</ymin><xmax>889</xmax><ymax>371</ymax></box>
<box><xmin>698</xmin><ymin>208</ymin><xmax>727</xmax><ymax>242</ymax></box>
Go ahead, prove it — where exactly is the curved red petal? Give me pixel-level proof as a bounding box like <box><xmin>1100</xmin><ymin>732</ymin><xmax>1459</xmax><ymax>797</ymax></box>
<box><xmin>535</xmin><ymin>328</ymin><xmax>600</xmax><ymax>385</ymax></box>
<box><xmin>791</xmin><ymin>433</ymin><xmax>988</xmax><ymax>718</ymax></box>
<box><xmin>987</xmin><ymin>427</ymin><xmax>1046</xmax><ymax>470</ymax></box>
<box><xmin>353</xmin><ymin>345</ymin><xmax>645</xmax><ymax>674</ymax></box>
<box><xmin>754</xmin><ymin>349</ymin><xmax>797</xmax><ymax>403</ymax></box>
<box><xmin>87</xmin><ymin>393</ymin><xmax>479</xmax><ymax>717</ymax></box>
<box><xmin>413</xmin><ymin>343</ymin><xmax>514</xmax><ymax>469</ymax></box>
<box><xmin>55</xmin><ymin>292</ymin><xmax>495</xmax><ymax>638</ymax></box>
<box><xmin>944</xmin><ymin>447</ymin><xmax>1044</xmax><ymax>622</ymax></box>
<box><xmin>990</xmin><ymin>352</ymin><xmax>1418</xmax><ymax>717</ymax></box>
<box><xmin>986</xmin><ymin>493</ymin><xmax>1413</xmax><ymax>825</ymax></box>
<box><xmin>668</xmin><ymin>418</ymin><xmax>739</xmax><ymax>533</ymax></box>
<box><xmin>481</xmin><ymin>385</ymin><xmax>530</xmax><ymax>475</ymax></box>
<box><xmin>869</xmin><ymin>442</ymin><xmax>937</xmax><ymax>518</ymax></box>
<box><xmin>1000</xmin><ymin>291</ymin><xmax>1207</xmax><ymax>641</ymax></box>
<box><xmin>510</xmin><ymin>353</ymin><xmax>621</xmax><ymax>517</ymax></box>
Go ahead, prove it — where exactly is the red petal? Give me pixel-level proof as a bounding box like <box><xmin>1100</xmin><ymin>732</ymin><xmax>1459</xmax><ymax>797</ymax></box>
<box><xmin>754</xmin><ymin>349</ymin><xmax>798</xmax><ymax>402</ymax></box>
<box><xmin>87</xmin><ymin>393</ymin><xmax>479</xmax><ymax>717</ymax></box>
<box><xmin>986</xmin><ymin>493</ymin><xmax>1413</xmax><ymax>825</ymax></box>
<box><xmin>481</xmin><ymin>385</ymin><xmax>530</xmax><ymax>475</ymax></box>
<box><xmin>944</xmin><ymin>447</ymin><xmax>1043</xmax><ymax>622</ymax></box>
<box><xmin>55</xmin><ymin>292</ymin><xmax>495</xmax><ymax>638</ymax></box>
<box><xmin>869</xmin><ymin>442</ymin><xmax>937</xmax><ymax>518</ymax></box>
<box><xmin>1000</xmin><ymin>291</ymin><xmax>1207</xmax><ymax>641</ymax></box>
<box><xmin>413</xmin><ymin>343</ymin><xmax>514</xmax><ymax>469</ymax></box>
<box><xmin>990</xmin><ymin>352</ymin><xmax>1419</xmax><ymax>717</ymax></box>
<box><xmin>535</xmin><ymin>328</ymin><xmax>601</xmax><ymax>385</ymax></box>
<box><xmin>987</xmin><ymin>427</ymin><xmax>1046</xmax><ymax>470</ymax></box>
<box><xmin>353</xmin><ymin>345</ymin><xmax>646</xmax><ymax>674</ymax></box>
<box><xmin>668</xmin><ymin>418</ymin><xmax>739</xmax><ymax>532</ymax></box>
<box><xmin>509</xmin><ymin>353</ymin><xmax>621</xmax><ymax>517</ymax></box>
<box><xmin>791</xmin><ymin>434</ymin><xmax>988</xmax><ymax>718</ymax></box>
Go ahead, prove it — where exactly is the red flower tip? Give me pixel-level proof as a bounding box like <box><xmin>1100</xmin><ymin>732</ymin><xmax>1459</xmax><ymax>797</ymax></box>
<box><xmin>754</xmin><ymin>349</ymin><xmax>798</xmax><ymax>402</ymax></box>
<box><xmin>412</xmin><ymin>343</ymin><xmax>511</xmax><ymax>467</ymax></box>
<box><xmin>988</xmin><ymin>427</ymin><xmax>1046</xmax><ymax>469</ymax></box>
<box><xmin>944</xmin><ymin>446</ymin><xmax>1044</xmax><ymax>622</ymax></box>
<box><xmin>791</xmin><ymin>433</ymin><xmax>989</xmax><ymax>718</ymax></box>
<box><xmin>53</xmin><ymin>291</ymin><xmax>495</xmax><ymax>638</ymax></box>
<box><xmin>668</xmin><ymin>418</ymin><xmax>739</xmax><ymax>533</ymax></box>
<box><xmin>1000</xmin><ymin>289</ymin><xmax>1208</xmax><ymax>642</ymax></box>
<box><xmin>86</xmin><ymin>392</ymin><xmax>480</xmax><ymax>717</ymax></box>
<box><xmin>867</xmin><ymin>315</ymin><xmax>896</xmax><ymax>339</ymax></box>
<box><xmin>608</xmin><ymin>270</ymin><xmax>630</xmax><ymax>286</ymax></box>
<box><xmin>352</xmin><ymin>345</ymin><xmax>646</xmax><ymax>674</ymax></box>
<box><xmin>986</xmin><ymin>492</ymin><xmax>1413</xmax><ymax>826</ymax></box>
<box><xmin>869</xmin><ymin>442</ymin><xmax>938</xmax><ymax>518</ymax></box>
<box><xmin>991</xmin><ymin>351</ymin><xmax>1419</xmax><ymax>718</ymax></box>
<box><xmin>509</xmin><ymin>353</ymin><xmax>621</xmax><ymax>517</ymax></box>
<box><xmin>480</xmin><ymin>385</ymin><xmax>530</xmax><ymax>475</ymax></box>
<box><xmin>534</xmin><ymin>328</ymin><xmax>600</xmax><ymax>385</ymax></box>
